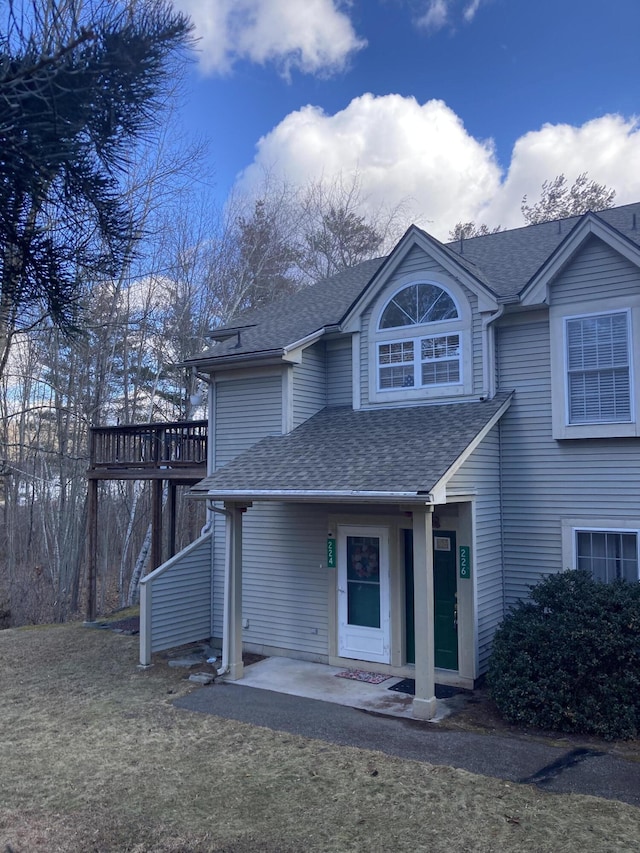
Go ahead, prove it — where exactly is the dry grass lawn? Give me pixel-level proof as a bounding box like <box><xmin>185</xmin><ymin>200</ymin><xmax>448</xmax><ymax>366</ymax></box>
<box><xmin>1</xmin><ymin>622</ymin><xmax>639</xmax><ymax>852</ymax></box>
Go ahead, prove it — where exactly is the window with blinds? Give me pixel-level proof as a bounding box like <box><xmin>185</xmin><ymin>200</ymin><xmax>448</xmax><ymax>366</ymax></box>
<box><xmin>576</xmin><ymin>530</ymin><xmax>639</xmax><ymax>582</ymax></box>
<box><xmin>566</xmin><ymin>312</ymin><xmax>631</xmax><ymax>424</ymax></box>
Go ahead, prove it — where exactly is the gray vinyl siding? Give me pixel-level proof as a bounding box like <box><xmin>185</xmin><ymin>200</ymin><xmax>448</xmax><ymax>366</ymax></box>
<box><xmin>213</xmin><ymin>502</ymin><xmax>329</xmax><ymax>656</ymax></box>
<box><xmin>471</xmin><ymin>304</ymin><xmax>483</xmax><ymax>392</ymax></box>
<box><xmin>145</xmin><ymin>533</ymin><xmax>213</xmax><ymax>653</ymax></box>
<box><xmin>327</xmin><ymin>337</ymin><xmax>353</xmax><ymax>406</ymax></box>
<box><xmin>497</xmin><ymin>309</ymin><xmax>640</xmax><ymax>606</ymax></box>
<box><xmin>360</xmin><ymin>309</ymin><xmax>371</xmax><ymax>404</ymax></box>
<box><xmin>498</xmin><ymin>312</ymin><xmax>556</xmax><ymax>603</ymax></box>
<box><xmin>212</xmin><ymin>511</ymin><xmax>227</xmax><ymax>635</ymax></box>
<box><xmin>212</xmin><ymin>372</ymin><xmax>285</xmax><ymax>633</ymax></box>
<box><xmin>448</xmin><ymin>426</ymin><xmax>503</xmax><ymax>672</ymax></box>
<box><xmin>550</xmin><ymin>236</ymin><xmax>640</xmax><ymax>305</ymax></box>
<box><xmin>358</xmin><ymin>246</ymin><xmax>484</xmax><ymax>406</ymax></box>
<box><xmin>292</xmin><ymin>342</ymin><xmax>326</xmax><ymax>427</ymax></box>
<box><xmin>214</xmin><ymin>374</ymin><xmax>283</xmax><ymax>468</ymax></box>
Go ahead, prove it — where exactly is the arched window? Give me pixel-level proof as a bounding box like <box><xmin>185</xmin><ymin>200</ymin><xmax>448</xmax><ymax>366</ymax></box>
<box><xmin>375</xmin><ymin>281</ymin><xmax>463</xmax><ymax>393</ymax></box>
<box><xmin>379</xmin><ymin>283</ymin><xmax>458</xmax><ymax>330</ymax></box>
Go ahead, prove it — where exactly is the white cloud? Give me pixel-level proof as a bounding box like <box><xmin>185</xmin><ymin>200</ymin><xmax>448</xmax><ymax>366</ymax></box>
<box><xmin>416</xmin><ymin>0</ymin><xmax>450</xmax><ymax>32</ymax></box>
<box><xmin>174</xmin><ymin>0</ymin><xmax>366</xmax><ymax>77</ymax></box>
<box><xmin>462</xmin><ymin>0</ymin><xmax>484</xmax><ymax>22</ymax></box>
<box><xmin>237</xmin><ymin>95</ymin><xmax>502</xmax><ymax>239</ymax></box>
<box><xmin>415</xmin><ymin>0</ymin><xmax>488</xmax><ymax>33</ymax></box>
<box><xmin>235</xmin><ymin>95</ymin><xmax>640</xmax><ymax>239</ymax></box>
<box><xmin>481</xmin><ymin>115</ymin><xmax>640</xmax><ymax>229</ymax></box>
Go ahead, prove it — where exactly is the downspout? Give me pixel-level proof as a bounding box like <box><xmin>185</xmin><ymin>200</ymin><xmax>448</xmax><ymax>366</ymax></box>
<box><xmin>207</xmin><ymin>500</ymin><xmax>232</xmax><ymax>677</ymax></box>
<box><xmin>481</xmin><ymin>302</ymin><xmax>508</xmax><ymax>650</ymax></box>
<box><xmin>481</xmin><ymin>304</ymin><xmax>505</xmax><ymax>398</ymax></box>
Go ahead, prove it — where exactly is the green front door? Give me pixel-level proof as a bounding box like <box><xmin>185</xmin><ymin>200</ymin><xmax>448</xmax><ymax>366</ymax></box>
<box><xmin>404</xmin><ymin>529</ymin><xmax>459</xmax><ymax>670</ymax></box>
<box><xmin>433</xmin><ymin>531</ymin><xmax>458</xmax><ymax>670</ymax></box>
<box><xmin>404</xmin><ymin>530</ymin><xmax>415</xmax><ymax>664</ymax></box>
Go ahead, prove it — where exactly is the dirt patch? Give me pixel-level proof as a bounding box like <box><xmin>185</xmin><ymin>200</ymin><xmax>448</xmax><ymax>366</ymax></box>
<box><xmin>1</xmin><ymin>624</ymin><xmax>639</xmax><ymax>853</ymax></box>
<box><xmin>98</xmin><ymin>615</ymin><xmax>140</xmax><ymax>634</ymax></box>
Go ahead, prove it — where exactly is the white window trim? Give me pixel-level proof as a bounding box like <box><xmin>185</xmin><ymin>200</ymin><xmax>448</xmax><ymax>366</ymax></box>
<box><xmin>368</xmin><ymin>274</ymin><xmax>473</xmax><ymax>404</ymax></box>
<box><xmin>550</xmin><ymin>296</ymin><xmax>640</xmax><ymax>439</ymax></box>
<box><xmin>561</xmin><ymin>518</ymin><xmax>640</xmax><ymax>580</ymax></box>
<box><xmin>377</xmin><ymin>332</ymin><xmax>462</xmax><ymax>392</ymax></box>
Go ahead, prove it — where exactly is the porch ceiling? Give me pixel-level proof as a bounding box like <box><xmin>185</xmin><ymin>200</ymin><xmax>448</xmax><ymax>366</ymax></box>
<box><xmin>191</xmin><ymin>392</ymin><xmax>513</xmax><ymax>504</ymax></box>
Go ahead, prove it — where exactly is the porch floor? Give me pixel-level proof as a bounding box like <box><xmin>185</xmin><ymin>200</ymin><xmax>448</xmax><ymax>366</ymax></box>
<box><xmin>227</xmin><ymin>656</ymin><xmax>461</xmax><ymax>722</ymax></box>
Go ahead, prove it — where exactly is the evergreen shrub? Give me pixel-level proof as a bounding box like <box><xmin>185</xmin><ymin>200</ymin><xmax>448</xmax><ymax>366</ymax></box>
<box><xmin>488</xmin><ymin>570</ymin><xmax>640</xmax><ymax>739</ymax></box>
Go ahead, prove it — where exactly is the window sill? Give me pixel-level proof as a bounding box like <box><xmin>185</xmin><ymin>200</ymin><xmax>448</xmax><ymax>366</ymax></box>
<box><xmin>553</xmin><ymin>421</ymin><xmax>638</xmax><ymax>440</ymax></box>
<box><xmin>371</xmin><ymin>384</ymin><xmax>469</xmax><ymax>405</ymax></box>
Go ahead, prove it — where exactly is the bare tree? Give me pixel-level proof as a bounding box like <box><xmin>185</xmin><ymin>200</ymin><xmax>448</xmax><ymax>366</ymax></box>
<box><xmin>0</xmin><ymin>27</ymin><xmax>216</xmax><ymax>624</ymax></box>
<box><xmin>448</xmin><ymin>221</ymin><xmax>503</xmax><ymax>241</ymax></box>
<box><xmin>521</xmin><ymin>173</ymin><xmax>616</xmax><ymax>225</ymax></box>
<box><xmin>296</xmin><ymin>174</ymin><xmax>406</xmax><ymax>283</ymax></box>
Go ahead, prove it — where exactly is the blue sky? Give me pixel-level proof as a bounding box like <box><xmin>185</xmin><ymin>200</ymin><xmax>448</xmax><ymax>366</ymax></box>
<box><xmin>172</xmin><ymin>0</ymin><xmax>640</xmax><ymax>238</ymax></box>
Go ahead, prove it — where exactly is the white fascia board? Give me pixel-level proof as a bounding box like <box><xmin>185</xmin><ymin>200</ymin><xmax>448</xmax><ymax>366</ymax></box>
<box><xmin>187</xmin><ymin>349</ymin><xmax>284</xmax><ymax>371</ymax></box>
<box><xmin>192</xmin><ymin>488</ymin><xmax>435</xmax><ymax>505</ymax></box>
<box><xmin>282</xmin><ymin>329</ymin><xmax>326</xmax><ymax>363</ymax></box>
<box><xmin>341</xmin><ymin>227</ymin><xmax>499</xmax><ymax>331</ymax></box>
<box><xmin>521</xmin><ymin>216</ymin><xmax>640</xmax><ymax>306</ymax></box>
<box><xmin>430</xmin><ymin>393</ymin><xmax>513</xmax><ymax>500</ymax></box>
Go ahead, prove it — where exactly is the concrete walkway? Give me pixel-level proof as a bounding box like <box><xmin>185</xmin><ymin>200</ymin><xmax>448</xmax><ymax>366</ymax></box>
<box><xmin>174</xmin><ymin>658</ymin><xmax>640</xmax><ymax>808</ymax></box>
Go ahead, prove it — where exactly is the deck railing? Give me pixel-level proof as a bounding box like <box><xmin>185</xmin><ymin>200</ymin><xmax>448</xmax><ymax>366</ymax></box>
<box><xmin>89</xmin><ymin>420</ymin><xmax>208</xmax><ymax>471</ymax></box>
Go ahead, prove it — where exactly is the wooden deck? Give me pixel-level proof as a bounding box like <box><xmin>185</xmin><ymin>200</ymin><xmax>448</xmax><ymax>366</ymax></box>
<box><xmin>88</xmin><ymin>419</ymin><xmax>207</xmax><ymax>481</ymax></box>
<box><xmin>86</xmin><ymin>419</ymin><xmax>209</xmax><ymax>622</ymax></box>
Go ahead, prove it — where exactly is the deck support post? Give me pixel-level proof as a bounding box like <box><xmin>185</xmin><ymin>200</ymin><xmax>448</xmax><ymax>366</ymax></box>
<box><xmin>167</xmin><ymin>482</ymin><xmax>177</xmax><ymax>559</ymax></box>
<box><xmin>412</xmin><ymin>505</ymin><xmax>437</xmax><ymax>720</ymax></box>
<box><xmin>86</xmin><ymin>478</ymin><xmax>98</xmax><ymax>623</ymax></box>
<box><xmin>151</xmin><ymin>479</ymin><xmax>163</xmax><ymax>571</ymax></box>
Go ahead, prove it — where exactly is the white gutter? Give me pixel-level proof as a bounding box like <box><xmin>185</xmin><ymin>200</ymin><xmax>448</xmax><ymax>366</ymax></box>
<box><xmin>481</xmin><ymin>304</ymin><xmax>505</xmax><ymax>398</ymax></box>
<box><xmin>200</xmin><ymin>489</ymin><xmax>435</xmax><ymax>504</ymax></box>
<box><xmin>282</xmin><ymin>329</ymin><xmax>325</xmax><ymax>362</ymax></box>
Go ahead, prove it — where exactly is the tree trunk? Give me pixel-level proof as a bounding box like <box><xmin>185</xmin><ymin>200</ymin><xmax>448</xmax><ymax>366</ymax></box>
<box><xmin>127</xmin><ymin>523</ymin><xmax>151</xmax><ymax>606</ymax></box>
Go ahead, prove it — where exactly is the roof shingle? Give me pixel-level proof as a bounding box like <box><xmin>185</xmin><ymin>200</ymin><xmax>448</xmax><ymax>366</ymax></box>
<box><xmin>192</xmin><ymin>392</ymin><xmax>512</xmax><ymax>501</ymax></box>
<box><xmin>186</xmin><ymin>203</ymin><xmax>640</xmax><ymax>366</ymax></box>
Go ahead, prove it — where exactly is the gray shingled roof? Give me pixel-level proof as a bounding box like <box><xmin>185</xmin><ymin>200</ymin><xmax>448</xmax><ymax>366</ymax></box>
<box><xmin>185</xmin><ymin>257</ymin><xmax>385</xmax><ymax>366</ymax></box>
<box><xmin>186</xmin><ymin>202</ymin><xmax>640</xmax><ymax>366</ymax></box>
<box><xmin>191</xmin><ymin>392</ymin><xmax>512</xmax><ymax>501</ymax></box>
<box><xmin>444</xmin><ymin>203</ymin><xmax>640</xmax><ymax>298</ymax></box>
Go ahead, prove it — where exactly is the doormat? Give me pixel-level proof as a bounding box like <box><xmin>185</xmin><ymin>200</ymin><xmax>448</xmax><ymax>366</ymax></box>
<box><xmin>388</xmin><ymin>678</ymin><xmax>464</xmax><ymax>699</ymax></box>
<box><xmin>336</xmin><ymin>669</ymin><xmax>391</xmax><ymax>684</ymax></box>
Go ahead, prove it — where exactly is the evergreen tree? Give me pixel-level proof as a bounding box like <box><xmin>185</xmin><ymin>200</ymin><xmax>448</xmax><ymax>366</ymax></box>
<box><xmin>0</xmin><ymin>0</ymin><xmax>191</xmax><ymax>380</ymax></box>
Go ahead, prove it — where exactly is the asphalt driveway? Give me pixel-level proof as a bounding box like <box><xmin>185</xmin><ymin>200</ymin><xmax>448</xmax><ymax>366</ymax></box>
<box><xmin>175</xmin><ymin>682</ymin><xmax>640</xmax><ymax>808</ymax></box>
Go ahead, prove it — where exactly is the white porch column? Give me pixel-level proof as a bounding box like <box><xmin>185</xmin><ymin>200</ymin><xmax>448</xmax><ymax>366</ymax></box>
<box><xmin>412</xmin><ymin>506</ymin><xmax>437</xmax><ymax>720</ymax></box>
<box><xmin>224</xmin><ymin>502</ymin><xmax>245</xmax><ymax>680</ymax></box>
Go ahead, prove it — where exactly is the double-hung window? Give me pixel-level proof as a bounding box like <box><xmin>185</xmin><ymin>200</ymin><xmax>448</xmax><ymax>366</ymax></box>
<box><xmin>566</xmin><ymin>312</ymin><xmax>631</xmax><ymax>424</ymax></box>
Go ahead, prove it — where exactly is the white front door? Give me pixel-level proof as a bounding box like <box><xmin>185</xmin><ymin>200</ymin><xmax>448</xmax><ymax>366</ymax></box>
<box><xmin>337</xmin><ymin>525</ymin><xmax>390</xmax><ymax>664</ymax></box>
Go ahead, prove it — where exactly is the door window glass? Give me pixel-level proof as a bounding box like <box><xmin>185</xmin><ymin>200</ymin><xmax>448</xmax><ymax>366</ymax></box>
<box><xmin>346</xmin><ymin>536</ymin><xmax>380</xmax><ymax>628</ymax></box>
